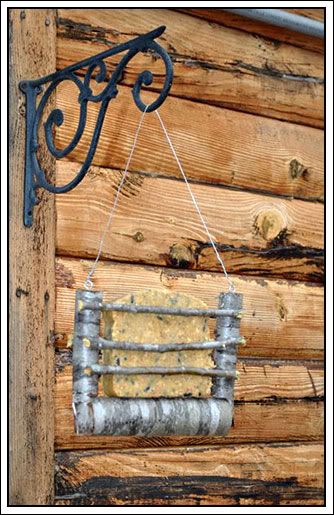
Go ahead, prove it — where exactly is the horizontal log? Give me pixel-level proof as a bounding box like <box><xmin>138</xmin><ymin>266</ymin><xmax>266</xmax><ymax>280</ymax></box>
<box><xmin>56</xmin><ymin>399</ymin><xmax>324</xmax><ymax>451</ymax></box>
<box><xmin>175</xmin><ymin>9</ymin><xmax>324</xmax><ymax>54</ymax></box>
<box><xmin>55</xmin><ymin>81</ymin><xmax>324</xmax><ymax>201</ymax></box>
<box><xmin>56</xmin><ymin>8</ymin><xmax>324</xmax><ymax>127</ymax></box>
<box><xmin>284</xmin><ymin>9</ymin><xmax>324</xmax><ymax>22</ymax></box>
<box><xmin>76</xmin><ymin>398</ymin><xmax>233</xmax><ymax>437</ymax></box>
<box><xmin>57</xmin><ymin>360</ymin><xmax>324</xmax><ymax>402</ymax></box>
<box><xmin>55</xmin><ymin>443</ymin><xmax>324</xmax><ymax>505</ymax></box>
<box><xmin>55</xmin><ymin>360</ymin><xmax>323</xmax><ymax>449</ymax></box>
<box><xmin>55</xmin><ymin>258</ymin><xmax>324</xmax><ymax>359</ymax></box>
<box><xmin>56</xmin><ymin>162</ymin><xmax>324</xmax><ymax>282</ymax></box>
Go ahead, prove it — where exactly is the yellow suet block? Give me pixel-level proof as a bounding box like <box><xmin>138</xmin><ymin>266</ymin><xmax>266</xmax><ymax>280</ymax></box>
<box><xmin>102</xmin><ymin>289</ymin><xmax>213</xmax><ymax>398</ymax></box>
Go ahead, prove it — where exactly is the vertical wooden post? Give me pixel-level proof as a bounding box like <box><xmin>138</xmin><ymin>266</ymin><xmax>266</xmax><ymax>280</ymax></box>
<box><xmin>9</xmin><ymin>9</ymin><xmax>57</xmax><ymax>505</ymax></box>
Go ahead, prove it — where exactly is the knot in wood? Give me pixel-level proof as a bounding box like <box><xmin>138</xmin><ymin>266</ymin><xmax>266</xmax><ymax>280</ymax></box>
<box><xmin>168</xmin><ymin>243</ymin><xmax>196</xmax><ymax>269</ymax></box>
<box><xmin>254</xmin><ymin>209</ymin><xmax>286</xmax><ymax>242</ymax></box>
<box><xmin>289</xmin><ymin>159</ymin><xmax>310</xmax><ymax>180</ymax></box>
<box><xmin>133</xmin><ymin>231</ymin><xmax>145</xmax><ymax>243</ymax></box>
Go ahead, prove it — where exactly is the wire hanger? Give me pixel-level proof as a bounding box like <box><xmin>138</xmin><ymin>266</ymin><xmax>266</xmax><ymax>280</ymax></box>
<box><xmin>84</xmin><ymin>108</ymin><xmax>236</xmax><ymax>293</ymax></box>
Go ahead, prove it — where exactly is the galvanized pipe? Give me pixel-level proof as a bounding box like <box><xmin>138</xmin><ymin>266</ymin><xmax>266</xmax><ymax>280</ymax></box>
<box><xmin>222</xmin><ymin>8</ymin><xmax>324</xmax><ymax>38</ymax></box>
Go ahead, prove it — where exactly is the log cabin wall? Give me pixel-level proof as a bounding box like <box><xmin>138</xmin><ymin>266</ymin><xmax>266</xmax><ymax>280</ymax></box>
<box><xmin>54</xmin><ymin>8</ymin><xmax>324</xmax><ymax>506</ymax></box>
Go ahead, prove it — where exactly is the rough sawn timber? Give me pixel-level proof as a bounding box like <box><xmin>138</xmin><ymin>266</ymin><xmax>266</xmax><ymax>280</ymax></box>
<box><xmin>55</xmin><ymin>80</ymin><xmax>324</xmax><ymax>202</ymax></box>
<box><xmin>174</xmin><ymin>9</ymin><xmax>324</xmax><ymax>54</ymax></box>
<box><xmin>54</xmin><ymin>443</ymin><xmax>324</xmax><ymax>505</ymax></box>
<box><xmin>9</xmin><ymin>8</ymin><xmax>56</xmax><ymax>505</ymax></box>
<box><xmin>56</xmin><ymin>162</ymin><xmax>324</xmax><ymax>283</ymax></box>
<box><xmin>56</xmin><ymin>8</ymin><xmax>324</xmax><ymax>127</ymax></box>
<box><xmin>55</xmin><ymin>258</ymin><xmax>324</xmax><ymax>359</ymax></box>
<box><xmin>53</xmin><ymin>7</ymin><xmax>324</xmax><ymax>507</ymax></box>
<box><xmin>54</xmin><ymin>358</ymin><xmax>323</xmax><ymax>450</ymax></box>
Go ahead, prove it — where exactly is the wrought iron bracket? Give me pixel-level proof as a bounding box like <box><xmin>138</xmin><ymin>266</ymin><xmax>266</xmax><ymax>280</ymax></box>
<box><xmin>19</xmin><ymin>25</ymin><xmax>173</xmax><ymax>227</ymax></box>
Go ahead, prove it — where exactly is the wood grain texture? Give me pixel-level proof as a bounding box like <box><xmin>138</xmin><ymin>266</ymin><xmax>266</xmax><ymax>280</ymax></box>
<box><xmin>284</xmin><ymin>8</ymin><xmax>324</xmax><ymax>22</ymax></box>
<box><xmin>52</xmin><ymin>8</ymin><xmax>325</xmax><ymax>507</ymax></box>
<box><xmin>56</xmin><ymin>162</ymin><xmax>324</xmax><ymax>282</ymax></box>
<box><xmin>54</xmin><ymin>357</ymin><xmax>323</xmax><ymax>449</ymax></box>
<box><xmin>56</xmin><ymin>359</ymin><xmax>324</xmax><ymax>402</ymax></box>
<box><xmin>55</xmin><ymin>83</ymin><xmax>324</xmax><ymax>201</ymax></box>
<box><xmin>175</xmin><ymin>9</ymin><xmax>324</xmax><ymax>54</ymax></box>
<box><xmin>9</xmin><ymin>9</ymin><xmax>56</xmax><ymax>505</ymax></box>
<box><xmin>56</xmin><ymin>392</ymin><xmax>323</xmax><ymax>451</ymax></box>
<box><xmin>55</xmin><ymin>443</ymin><xmax>324</xmax><ymax>505</ymax></box>
<box><xmin>56</xmin><ymin>8</ymin><xmax>324</xmax><ymax>127</ymax></box>
<box><xmin>55</xmin><ymin>258</ymin><xmax>324</xmax><ymax>360</ymax></box>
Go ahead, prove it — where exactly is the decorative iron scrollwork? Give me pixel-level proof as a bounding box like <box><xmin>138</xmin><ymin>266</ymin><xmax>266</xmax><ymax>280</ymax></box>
<box><xmin>19</xmin><ymin>25</ymin><xmax>173</xmax><ymax>226</ymax></box>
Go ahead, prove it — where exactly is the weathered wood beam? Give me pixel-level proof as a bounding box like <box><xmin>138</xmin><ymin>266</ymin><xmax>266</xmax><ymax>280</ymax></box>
<box><xmin>55</xmin><ymin>258</ymin><xmax>324</xmax><ymax>360</ymax></box>
<box><xmin>55</xmin><ymin>162</ymin><xmax>324</xmax><ymax>283</ymax></box>
<box><xmin>55</xmin><ymin>358</ymin><xmax>324</xmax><ymax>449</ymax></box>
<box><xmin>9</xmin><ymin>8</ymin><xmax>56</xmax><ymax>505</ymax></box>
<box><xmin>54</xmin><ymin>443</ymin><xmax>324</xmax><ymax>505</ymax></box>
<box><xmin>56</xmin><ymin>8</ymin><xmax>324</xmax><ymax>127</ymax></box>
<box><xmin>55</xmin><ymin>84</ymin><xmax>324</xmax><ymax>202</ymax></box>
<box><xmin>174</xmin><ymin>9</ymin><xmax>324</xmax><ymax>54</ymax></box>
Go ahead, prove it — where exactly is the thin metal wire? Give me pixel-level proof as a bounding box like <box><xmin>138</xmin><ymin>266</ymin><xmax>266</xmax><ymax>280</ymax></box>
<box><xmin>84</xmin><ymin>108</ymin><xmax>235</xmax><ymax>292</ymax></box>
<box><xmin>84</xmin><ymin>106</ymin><xmax>149</xmax><ymax>289</ymax></box>
<box><xmin>155</xmin><ymin>110</ymin><xmax>235</xmax><ymax>292</ymax></box>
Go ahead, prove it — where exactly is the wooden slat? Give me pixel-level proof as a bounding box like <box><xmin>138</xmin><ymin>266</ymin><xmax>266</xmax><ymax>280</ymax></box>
<box><xmin>175</xmin><ymin>9</ymin><xmax>324</xmax><ymax>54</ymax></box>
<box><xmin>56</xmin><ymin>8</ymin><xmax>324</xmax><ymax>127</ymax></box>
<box><xmin>56</xmin><ymin>161</ymin><xmax>324</xmax><ymax>283</ymax></box>
<box><xmin>55</xmin><ymin>443</ymin><xmax>324</xmax><ymax>505</ymax></box>
<box><xmin>9</xmin><ymin>9</ymin><xmax>56</xmax><ymax>505</ymax></box>
<box><xmin>55</xmin><ymin>258</ymin><xmax>324</xmax><ymax>360</ymax></box>
<box><xmin>55</xmin><ymin>82</ymin><xmax>324</xmax><ymax>202</ymax></box>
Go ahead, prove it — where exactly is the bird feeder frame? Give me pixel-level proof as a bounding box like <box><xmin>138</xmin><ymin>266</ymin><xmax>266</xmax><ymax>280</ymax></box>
<box><xmin>72</xmin><ymin>289</ymin><xmax>243</xmax><ymax>436</ymax></box>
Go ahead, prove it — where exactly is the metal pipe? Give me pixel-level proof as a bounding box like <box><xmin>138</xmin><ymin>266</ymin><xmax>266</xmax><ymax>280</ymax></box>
<box><xmin>222</xmin><ymin>8</ymin><xmax>324</xmax><ymax>38</ymax></box>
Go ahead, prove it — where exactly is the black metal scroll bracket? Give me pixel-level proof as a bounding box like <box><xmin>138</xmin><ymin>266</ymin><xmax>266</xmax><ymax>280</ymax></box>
<box><xmin>19</xmin><ymin>25</ymin><xmax>173</xmax><ymax>227</ymax></box>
